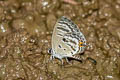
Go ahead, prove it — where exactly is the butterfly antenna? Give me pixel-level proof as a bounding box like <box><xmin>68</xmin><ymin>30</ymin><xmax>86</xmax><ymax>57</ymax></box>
<box><xmin>87</xmin><ymin>57</ymin><xmax>97</xmax><ymax>65</ymax></box>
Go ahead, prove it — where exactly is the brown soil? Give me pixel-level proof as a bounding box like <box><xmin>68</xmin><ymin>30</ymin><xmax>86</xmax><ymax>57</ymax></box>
<box><xmin>0</xmin><ymin>0</ymin><xmax>120</xmax><ymax>80</ymax></box>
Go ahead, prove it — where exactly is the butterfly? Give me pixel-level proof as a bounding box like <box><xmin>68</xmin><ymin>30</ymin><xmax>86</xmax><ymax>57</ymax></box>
<box><xmin>48</xmin><ymin>16</ymin><xmax>86</xmax><ymax>64</ymax></box>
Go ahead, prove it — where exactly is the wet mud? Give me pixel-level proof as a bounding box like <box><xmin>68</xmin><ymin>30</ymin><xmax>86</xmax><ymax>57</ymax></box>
<box><xmin>0</xmin><ymin>0</ymin><xmax>120</xmax><ymax>80</ymax></box>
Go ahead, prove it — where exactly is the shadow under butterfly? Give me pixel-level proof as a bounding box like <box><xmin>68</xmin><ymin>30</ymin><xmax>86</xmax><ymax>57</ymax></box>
<box><xmin>48</xmin><ymin>16</ymin><xmax>96</xmax><ymax>65</ymax></box>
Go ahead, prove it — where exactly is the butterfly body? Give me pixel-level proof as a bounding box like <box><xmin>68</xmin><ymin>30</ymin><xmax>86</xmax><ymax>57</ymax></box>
<box><xmin>49</xmin><ymin>16</ymin><xmax>86</xmax><ymax>62</ymax></box>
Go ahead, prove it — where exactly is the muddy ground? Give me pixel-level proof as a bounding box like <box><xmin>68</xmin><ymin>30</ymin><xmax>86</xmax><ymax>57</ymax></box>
<box><xmin>0</xmin><ymin>0</ymin><xmax>120</xmax><ymax>80</ymax></box>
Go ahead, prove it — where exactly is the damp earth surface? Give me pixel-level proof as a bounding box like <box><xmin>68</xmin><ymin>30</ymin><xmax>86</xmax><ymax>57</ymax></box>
<box><xmin>0</xmin><ymin>0</ymin><xmax>120</xmax><ymax>80</ymax></box>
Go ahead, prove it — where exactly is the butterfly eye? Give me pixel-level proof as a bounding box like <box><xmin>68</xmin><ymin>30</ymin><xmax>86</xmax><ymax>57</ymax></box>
<box><xmin>48</xmin><ymin>48</ymin><xmax>52</xmax><ymax>54</ymax></box>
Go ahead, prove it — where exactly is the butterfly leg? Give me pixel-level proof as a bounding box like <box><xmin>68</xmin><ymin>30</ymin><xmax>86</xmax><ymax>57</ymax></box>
<box><xmin>50</xmin><ymin>55</ymin><xmax>55</xmax><ymax>60</ymax></box>
<box><xmin>65</xmin><ymin>57</ymin><xmax>73</xmax><ymax>64</ymax></box>
<box><xmin>60</xmin><ymin>59</ymin><xmax>64</xmax><ymax>65</ymax></box>
<box><xmin>65</xmin><ymin>57</ymin><xmax>69</xmax><ymax>63</ymax></box>
<box><xmin>49</xmin><ymin>55</ymin><xmax>55</xmax><ymax>64</ymax></box>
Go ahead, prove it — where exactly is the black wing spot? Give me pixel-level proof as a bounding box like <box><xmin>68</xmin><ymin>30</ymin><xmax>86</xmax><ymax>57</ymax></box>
<box><xmin>64</xmin><ymin>48</ymin><xmax>66</xmax><ymax>50</ymax></box>
<box><xmin>58</xmin><ymin>45</ymin><xmax>62</xmax><ymax>48</ymax></box>
<box><xmin>71</xmin><ymin>52</ymin><xmax>73</xmax><ymax>54</ymax></box>
<box><xmin>63</xmin><ymin>38</ymin><xmax>66</xmax><ymax>42</ymax></box>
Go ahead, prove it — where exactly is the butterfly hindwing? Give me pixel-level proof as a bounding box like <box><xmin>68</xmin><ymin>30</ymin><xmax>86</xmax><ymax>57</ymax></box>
<box><xmin>51</xmin><ymin>16</ymin><xmax>86</xmax><ymax>59</ymax></box>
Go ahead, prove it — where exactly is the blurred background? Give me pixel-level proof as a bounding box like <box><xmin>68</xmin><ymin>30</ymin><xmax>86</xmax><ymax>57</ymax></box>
<box><xmin>0</xmin><ymin>0</ymin><xmax>120</xmax><ymax>80</ymax></box>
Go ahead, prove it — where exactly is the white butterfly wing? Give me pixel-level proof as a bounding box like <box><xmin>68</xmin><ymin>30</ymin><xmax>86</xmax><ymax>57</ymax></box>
<box><xmin>52</xmin><ymin>16</ymin><xmax>86</xmax><ymax>59</ymax></box>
